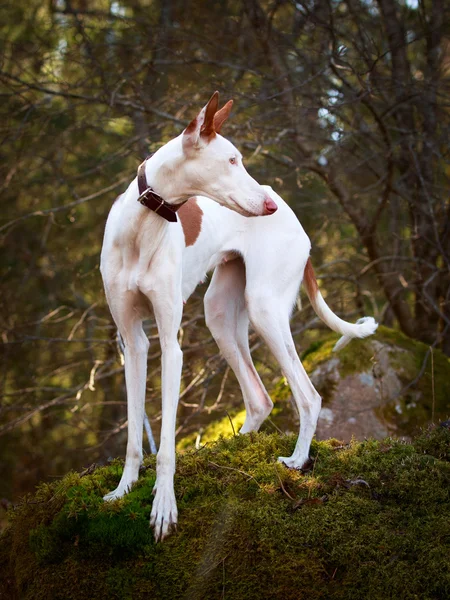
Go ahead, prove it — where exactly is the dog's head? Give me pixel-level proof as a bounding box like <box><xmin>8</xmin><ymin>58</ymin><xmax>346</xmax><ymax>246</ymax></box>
<box><xmin>179</xmin><ymin>92</ymin><xmax>277</xmax><ymax>217</ymax></box>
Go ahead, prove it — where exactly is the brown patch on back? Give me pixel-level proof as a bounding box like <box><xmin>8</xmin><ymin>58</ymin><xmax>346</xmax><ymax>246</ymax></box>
<box><xmin>178</xmin><ymin>198</ymin><xmax>203</xmax><ymax>247</ymax></box>
<box><xmin>303</xmin><ymin>257</ymin><xmax>319</xmax><ymax>296</ymax></box>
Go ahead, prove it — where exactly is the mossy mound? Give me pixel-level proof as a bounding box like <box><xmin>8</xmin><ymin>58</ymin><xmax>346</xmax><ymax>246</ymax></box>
<box><xmin>1</xmin><ymin>427</ymin><xmax>449</xmax><ymax>600</ymax></box>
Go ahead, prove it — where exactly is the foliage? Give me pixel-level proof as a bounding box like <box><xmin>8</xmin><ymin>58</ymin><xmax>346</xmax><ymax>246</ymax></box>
<box><xmin>1</xmin><ymin>426</ymin><xmax>449</xmax><ymax>599</ymax></box>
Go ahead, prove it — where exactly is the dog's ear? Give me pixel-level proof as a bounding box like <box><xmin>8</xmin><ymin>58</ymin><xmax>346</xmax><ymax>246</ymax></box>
<box><xmin>183</xmin><ymin>91</ymin><xmax>219</xmax><ymax>152</ymax></box>
<box><xmin>213</xmin><ymin>100</ymin><xmax>233</xmax><ymax>134</ymax></box>
<box><xmin>200</xmin><ymin>91</ymin><xmax>219</xmax><ymax>137</ymax></box>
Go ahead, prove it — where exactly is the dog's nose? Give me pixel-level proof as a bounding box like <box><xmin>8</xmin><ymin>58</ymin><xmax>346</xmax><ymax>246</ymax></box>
<box><xmin>263</xmin><ymin>197</ymin><xmax>278</xmax><ymax>215</ymax></box>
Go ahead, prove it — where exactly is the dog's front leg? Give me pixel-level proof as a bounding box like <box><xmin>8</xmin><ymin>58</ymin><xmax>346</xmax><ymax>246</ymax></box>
<box><xmin>104</xmin><ymin>318</ymin><xmax>149</xmax><ymax>501</ymax></box>
<box><xmin>149</xmin><ymin>277</ymin><xmax>183</xmax><ymax>542</ymax></box>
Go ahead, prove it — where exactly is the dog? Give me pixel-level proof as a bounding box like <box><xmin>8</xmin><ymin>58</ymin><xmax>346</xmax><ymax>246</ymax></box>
<box><xmin>101</xmin><ymin>92</ymin><xmax>278</xmax><ymax>541</ymax></box>
<box><xmin>101</xmin><ymin>92</ymin><xmax>377</xmax><ymax>541</ymax></box>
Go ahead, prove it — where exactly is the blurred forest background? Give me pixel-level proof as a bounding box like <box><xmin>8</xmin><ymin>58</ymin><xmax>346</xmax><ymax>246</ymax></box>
<box><xmin>1</xmin><ymin>0</ymin><xmax>449</xmax><ymax>511</ymax></box>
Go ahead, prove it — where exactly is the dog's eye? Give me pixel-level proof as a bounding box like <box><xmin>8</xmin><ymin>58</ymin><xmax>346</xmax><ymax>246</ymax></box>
<box><xmin>229</xmin><ymin>157</ymin><xmax>236</xmax><ymax>165</ymax></box>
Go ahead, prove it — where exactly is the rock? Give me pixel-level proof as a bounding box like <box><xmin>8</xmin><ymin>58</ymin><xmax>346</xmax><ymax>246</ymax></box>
<box><xmin>302</xmin><ymin>326</ymin><xmax>450</xmax><ymax>441</ymax></box>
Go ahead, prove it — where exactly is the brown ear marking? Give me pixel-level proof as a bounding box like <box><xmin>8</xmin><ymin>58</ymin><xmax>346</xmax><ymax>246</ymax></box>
<box><xmin>184</xmin><ymin>92</ymin><xmax>220</xmax><ymax>142</ymax></box>
<box><xmin>200</xmin><ymin>91</ymin><xmax>219</xmax><ymax>138</ymax></box>
<box><xmin>184</xmin><ymin>115</ymin><xmax>198</xmax><ymax>136</ymax></box>
<box><xmin>213</xmin><ymin>99</ymin><xmax>233</xmax><ymax>134</ymax></box>
<box><xmin>178</xmin><ymin>198</ymin><xmax>203</xmax><ymax>247</ymax></box>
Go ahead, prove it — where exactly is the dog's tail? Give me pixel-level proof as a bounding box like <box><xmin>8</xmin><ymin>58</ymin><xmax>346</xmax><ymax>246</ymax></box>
<box><xmin>303</xmin><ymin>258</ymin><xmax>378</xmax><ymax>351</ymax></box>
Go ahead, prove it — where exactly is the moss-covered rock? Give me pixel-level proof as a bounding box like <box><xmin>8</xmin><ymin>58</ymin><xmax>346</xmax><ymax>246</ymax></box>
<box><xmin>303</xmin><ymin>326</ymin><xmax>450</xmax><ymax>440</ymax></box>
<box><xmin>1</xmin><ymin>427</ymin><xmax>449</xmax><ymax>600</ymax></box>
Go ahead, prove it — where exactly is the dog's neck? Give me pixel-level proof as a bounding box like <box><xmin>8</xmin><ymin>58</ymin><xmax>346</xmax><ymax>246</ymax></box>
<box><xmin>142</xmin><ymin>137</ymin><xmax>191</xmax><ymax>206</ymax></box>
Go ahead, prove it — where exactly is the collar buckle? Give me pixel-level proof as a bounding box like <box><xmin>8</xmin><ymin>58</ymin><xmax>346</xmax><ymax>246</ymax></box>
<box><xmin>138</xmin><ymin>188</ymin><xmax>165</xmax><ymax>210</ymax></box>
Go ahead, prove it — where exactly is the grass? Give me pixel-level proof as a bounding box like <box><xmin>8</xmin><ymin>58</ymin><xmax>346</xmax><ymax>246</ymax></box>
<box><xmin>1</xmin><ymin>425</ymin><xmax>449</xmax><ymax>600</ymax></box>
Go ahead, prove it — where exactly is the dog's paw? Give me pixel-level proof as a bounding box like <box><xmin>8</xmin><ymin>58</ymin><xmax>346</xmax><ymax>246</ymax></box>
<box><xmin>103</xmin><ymin>481</ymin><xmax>133</xmax><ymax>502</ymax></box>
<box><xmin>278</xmin><ymin>455</ymin><xmax>311</xmax><ymax>472</ymax></box>
<box><xmin>150</xmin><ymin>484</ymin><xmax>178</xmax><ymax>542</ymax></box>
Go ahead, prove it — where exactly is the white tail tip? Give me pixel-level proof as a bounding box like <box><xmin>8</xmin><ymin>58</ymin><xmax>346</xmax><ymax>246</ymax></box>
<box><xmin>333</xmin><ymin>316</ymin><xmax>378</xmax><ymax>352</ymax></box>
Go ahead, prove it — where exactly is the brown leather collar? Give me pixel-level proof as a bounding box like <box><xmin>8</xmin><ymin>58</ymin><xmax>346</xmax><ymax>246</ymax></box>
<box><xmin>137</xmin><ymin>157</ymin><xmax>187</xmax><ymax>223</ymax></box>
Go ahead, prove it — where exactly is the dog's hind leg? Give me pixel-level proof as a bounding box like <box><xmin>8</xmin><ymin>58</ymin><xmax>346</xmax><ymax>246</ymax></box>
<box><xmin>204</xmin><ymin>258</ymin><xmax>273</xmax><ymax>433</ymax></box>
<box><xmin>245</xmin><ymin>278</ymin><xmax>322</xmax><ymax>471</ymax></box>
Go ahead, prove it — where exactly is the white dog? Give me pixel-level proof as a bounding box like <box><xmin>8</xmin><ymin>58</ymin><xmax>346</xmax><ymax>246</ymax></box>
<box><xmin>101</xmin><ymin>93</ymin><xmax>377</xmax><ymax>541</ymax></box>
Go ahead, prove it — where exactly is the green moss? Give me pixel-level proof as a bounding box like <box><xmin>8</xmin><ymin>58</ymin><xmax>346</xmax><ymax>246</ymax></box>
<box><xmin>337</xmin><ymin>338</ymin><xmax>376</xmax><ymax>378</ymax></box>
<box><xmin>301</xmin><ymin>335</ymin><xmax>375</xmax><ymax>379</ymax></box>
<box><xmin>300</xmin><ymin>339</ymin><xmax>326</xmax><ymax>362</ymax></box>
<box><xmin>413</xmin><ymin>424</ymin><xmax>450</xmax><ymax>461</ymax></box>
<box><xmin>270</xmin><ymin>376</ymin><xmax>292</xmax><ymax>403</ymax></box>
<box><xmin>302</xmin><ymin>338</ymin><xmax>336</xmax><ymax>374</ymax></box>
<box><xmin>374</xmin><ymin>327</ymin><xmax>450</xmax><ymax>434</ymax></box>
<box><xmin>300</xmin><ymin>324</ymin><xmax>445</xmax><ymax>378</ymax></box>
<box><xmin>177</xmin><ymin>409</ymin><xmax>246</xmax><ymax>450</ymax></box>
<box><xmin>1</xmin><ymin>428</ymin><xmax>449</xmax><ymax>599</ymax></box>
<box><xmin>376</xmin><ymin>325</ymin><xmax>424</xmax><ymax>351</ymax></box>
